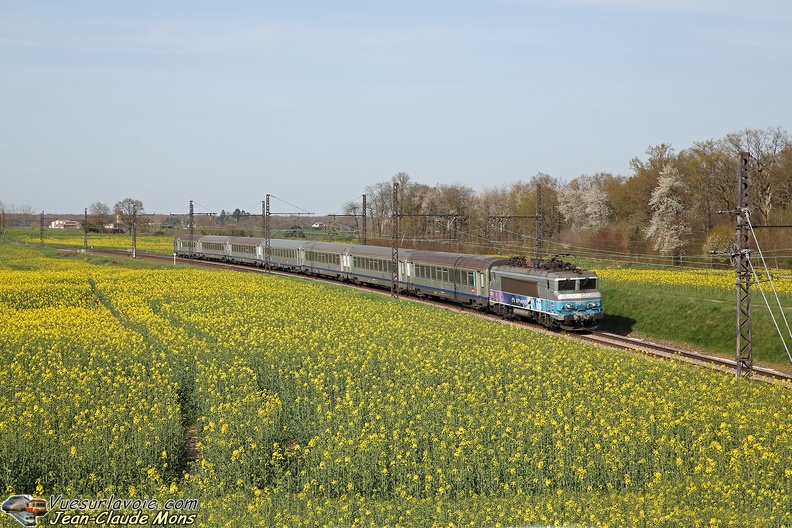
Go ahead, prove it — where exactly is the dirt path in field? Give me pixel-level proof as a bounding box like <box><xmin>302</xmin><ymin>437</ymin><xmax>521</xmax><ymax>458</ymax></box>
<box><xmin>184</xmin><ymin>425</ymin><xmax>201</xmax><ymax>464</ymax></box>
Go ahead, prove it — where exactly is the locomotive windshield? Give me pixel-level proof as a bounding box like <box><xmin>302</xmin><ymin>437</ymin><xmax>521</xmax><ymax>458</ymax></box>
<box><xmin>556</xmin><ymin>278</ymin><xmax>598</xmax><ymax>292</ymax></box>
<box><xmin>558</xmin><ymin>279</ymin><xmax>576</xmax><ymax>291</ymax></box>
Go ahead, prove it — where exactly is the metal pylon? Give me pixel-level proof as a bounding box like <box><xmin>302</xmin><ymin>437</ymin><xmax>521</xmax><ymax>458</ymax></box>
<box><xmin>735</xmin><ymin>152</ymin><xmax>752</xmax><ymax>378</ymax></box>
<box><xmin>391</xmin><ymin>182</ymin><xmax>399</xmax><ymax>298</ymax></box>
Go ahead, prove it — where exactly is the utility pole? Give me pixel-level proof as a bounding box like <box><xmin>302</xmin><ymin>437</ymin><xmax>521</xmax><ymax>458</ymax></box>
<box><xmin>131</xmin><ymin>205</ymin><xmax>138</xmax><ymax>258</ymax></box>
<box><xmin>189</xmin><ymin>200</ymin><xmax>195</xmax><ymax>259</ymax></box>
<box><xmin>535</xmin><ymin>183</ymin><xmax>543</xmax><ymax>261</ymax></box>
<box><xmin>84</xmin><ymin>208</ymin><xmax>88</xmax><ymax>250</ymax></box>
<box><xmin>259</xmin><ymin>194</ymin><xmax>312</xmax><ymax>272</ymax></box>
<box><xmin>179</xmin><ymin>200</ymin><xmax>216</xmax><ymax>259</ymax></box>
<box><xmin>40</xmin><ymin>211</ymin><xmax>44</xmax><ymax>246</ymax></box>
<box><xmin>327</xmin><ymin>195</ymin><xmax>368</xmax><ymax>244</ymax></box>
<box><xmin>735</xmin><ymin>151</ymin><xmax>752</xmax><ymax>378</ymax></box>
<box><xmin>362</xmin><ymin>194</ymin><xmax>367</xmax><ymax>245</ymax></box>
<box><xmin>391</xmin><ymin>182</ymin><xmax>399</xmax><ymax>297</ymax></box>
<box><xmin>264</xmin><ymin>195</ymin><xmax>271</xmax><ymax>272</ymax></box>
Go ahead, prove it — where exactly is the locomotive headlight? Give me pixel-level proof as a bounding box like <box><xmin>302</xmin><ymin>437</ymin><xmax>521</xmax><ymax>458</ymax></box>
<box><xmin>564</xmin><ymin>303</ymin><xmax>574</xmax><ymax>310</ymax></box>
<box><xmin>587</xmin><ymin>302</ymin><xmax>598</xmax><ymax>309</ymax></box>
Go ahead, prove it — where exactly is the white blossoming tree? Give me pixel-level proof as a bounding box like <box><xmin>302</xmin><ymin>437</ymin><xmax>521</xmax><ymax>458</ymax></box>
<box><xmin>645</xmin><ymin>165</ymin><xmax>691</xmax><ymax>264</ymax></box>
<box><xmin>557</xmin><ymin>178</ymin><xmax>611</xmax><ymax>230</ymax></box>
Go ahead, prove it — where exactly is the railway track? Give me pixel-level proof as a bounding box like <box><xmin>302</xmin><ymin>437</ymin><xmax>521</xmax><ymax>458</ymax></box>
<box><xmin>578</xmin><ymin>330</ymin><xmax>792</xmax><ymax>384</ymax></box>
<box><xmin>81</xmin><ymin>247</ymin><xmax>792</xmax><ymax>385</ymax></box>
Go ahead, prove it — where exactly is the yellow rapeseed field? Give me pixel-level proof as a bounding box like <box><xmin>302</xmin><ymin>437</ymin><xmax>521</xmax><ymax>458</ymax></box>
<box><xmin>2</xmin><ymin>243</ymin><xmax>792</xmax><ymax>527</ymax></box>
<box><xmin>15</xmin><ymin>231</ymin><xmax>175</xmax><ymax>253</ymax></box>
<box><xmin>596</xmin><ymin>267</ymin><xmax>792</xmax><ymax>294</ymax></box>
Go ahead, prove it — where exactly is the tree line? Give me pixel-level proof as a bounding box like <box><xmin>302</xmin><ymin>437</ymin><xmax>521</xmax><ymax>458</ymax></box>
<box><xmin>0</xmin><ymin>198</ymin><xmax>178</xmax><ymax>232</ymax></box>
<box><xmin>344</xmin><ymin>126</ymin><xmax>792</xmax><ymax>266</ymax></box>
<box><xmin>3</xmin><ymin>126</ymin><xmax>790</xmax><ymax>266</ymax></box>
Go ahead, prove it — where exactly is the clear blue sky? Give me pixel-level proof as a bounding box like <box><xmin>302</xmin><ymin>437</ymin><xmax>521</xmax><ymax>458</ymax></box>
<box><xmin>2</xmin><ymin>0</ymin><xmax>790</xmax><ymax>215</ymax></box>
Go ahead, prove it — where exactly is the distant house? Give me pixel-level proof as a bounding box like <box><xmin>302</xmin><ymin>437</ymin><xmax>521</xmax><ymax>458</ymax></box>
<box><xmin>50</xmin><ymin>220</ymin><xmax>80</xmax><ymax>229</ymax></box>
<box><xmin>311</xmin><ymin>222</ymin><xmax>327</xmax><ymax>229</ymax></box>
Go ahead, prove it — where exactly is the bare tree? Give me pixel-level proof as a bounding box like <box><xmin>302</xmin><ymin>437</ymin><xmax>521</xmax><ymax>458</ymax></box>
<box><xmin>89</xmin><ymin>201</ymin><xmax>112</xmax><ymax>228</ymax></box>
<box><xmin>419</xmin><ymin>184</ymin><xmax>475</xmax><ymax>242</ymax></box>
<box><xmin>679</xmin><ymin>139</ymin><xmax>735</xmax><ymax>231</ymax></box>
<box><xmin>341</xmin><ymin>199</ymin><xmax>363</xmax><ymax>240</ymax></box>
<box><xmin>17</xmin><ymin>204</ymin><xmax>36</xmax><ymax>227</ymax></box>
<box><xmin>477</xmin><ymin>185</ymin><xmax>510</xmax><ymax>242</ymax></box>
<box><xmin>114</xmin><ymin>198</ymin><xmax>144</xmax><ymax>226</ymax></box>
<box><xmin>392</xmin><ymin>172</ymin><xmax>414</xmax><ymax>210</ymax></box>
<box><xmin>364</xmin><ymin>181</ymin><xmax>392</xmax><ymax>237</ymax></box>
<box><xmin>724</xmin><ymin>126</ymin><xmax>792</xmax><ymax>224</ymax></box>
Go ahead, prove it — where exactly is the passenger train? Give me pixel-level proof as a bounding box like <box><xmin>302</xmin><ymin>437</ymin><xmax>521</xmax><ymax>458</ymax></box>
<box><xmin>173</xmin><ymin>235</ymin><xmax>603</xmax><ymax>330</ymax></box>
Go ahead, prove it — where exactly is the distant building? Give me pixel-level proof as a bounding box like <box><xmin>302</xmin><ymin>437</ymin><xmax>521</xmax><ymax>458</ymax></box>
<box><xmin>50</xmin><ymin>220</ymin><xmax>80</xmax><ymax>229</ymax></box>
<box><xmin>311</xmin><ymin>222</ymin><xmax>327</xmax><ymax>228</ymax></box>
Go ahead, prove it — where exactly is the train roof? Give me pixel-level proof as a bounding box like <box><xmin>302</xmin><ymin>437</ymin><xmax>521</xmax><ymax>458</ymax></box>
<box><xmin>269</xmin><ymin>238</ymin><xmax>307</xmax><ymax>249</ymax></box>
<box><xmin>347</xmin><ymin>244</ymin><xmax>413</xmax><ymax>259</ymax></box>
<box><xmin>492</xmin><ymin>265</ymin><xmax>598</xmax><ymax>279</ymax></box>
<box><xmin>302</xmin><ymin>241</ymin><xmax>350</xmax><ymax>253</ymax></box>
<box><xmin>174</xmin><ymin>233</ymin><xmax>202</xmax><ymax>241</ymax></box>
<box><xmin>407</xmin><ymin>250</ymin><xmax>509</xmax><ymax>271</ymax></box>
<box><xmin>491</xmin><ymin>256</ymin><xmax>598</xmax><ymax>279</ymax></box>
<box><xmin>228</xmin><ymin>236</ymin><xmax>265</xmax><ymax>245</ymax></box>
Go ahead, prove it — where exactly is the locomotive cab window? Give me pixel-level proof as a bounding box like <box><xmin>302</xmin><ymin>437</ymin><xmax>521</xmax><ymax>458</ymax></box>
<box><xmin>556</xmin><ymin>278</ymin><xmax>597</xmax><ymax>291</ymax></box>
<box><xmin>557</xmin><ymin>279</ymin><xmax>577</xmax><ymax>291</ymax></box>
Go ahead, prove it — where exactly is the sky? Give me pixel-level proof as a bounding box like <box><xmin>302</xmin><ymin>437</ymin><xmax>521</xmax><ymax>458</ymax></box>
<box><xmin>1</xmin><ymin>0</ymin><xmax>791</xmax><ymax>216</ymax></box>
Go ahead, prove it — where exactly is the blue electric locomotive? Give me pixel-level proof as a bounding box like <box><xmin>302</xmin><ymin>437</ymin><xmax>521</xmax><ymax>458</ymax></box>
<box><xmin>489</xmin><ymin>257</ymin><xmax>602</xmax><ymax>329</ymax></box>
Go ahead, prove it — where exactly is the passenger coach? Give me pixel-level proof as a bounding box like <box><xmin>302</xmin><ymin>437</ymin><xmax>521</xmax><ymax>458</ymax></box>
<box><xmin>268</xmin><ymin>239</ymin><xmax>304</xmax><ymax>270</ymax></box>
<box><xmin>405</xmin><ymin>250</ymin><xmax>508</xmax><ymax>308</ymax></box>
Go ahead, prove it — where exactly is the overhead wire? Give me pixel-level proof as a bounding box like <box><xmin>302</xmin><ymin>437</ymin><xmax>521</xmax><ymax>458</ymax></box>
<box><xmin>270</xmin><ymin>195</ymin><xmax>313</xmax><ymax>215</ymax></box>
<box><xmin>746</xmin><ymin>212</ymin><xmax>792</xmax><ymax>363</ymax></box>
<box><xmin>192</xmin><ymin>201</ymin><xmax>215</xmax><ymax>213</ymax></box>
<box><xmin>328</xmin><ymin>194</ymin><xmax>367</xmax><ymax>216</ymax></box>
